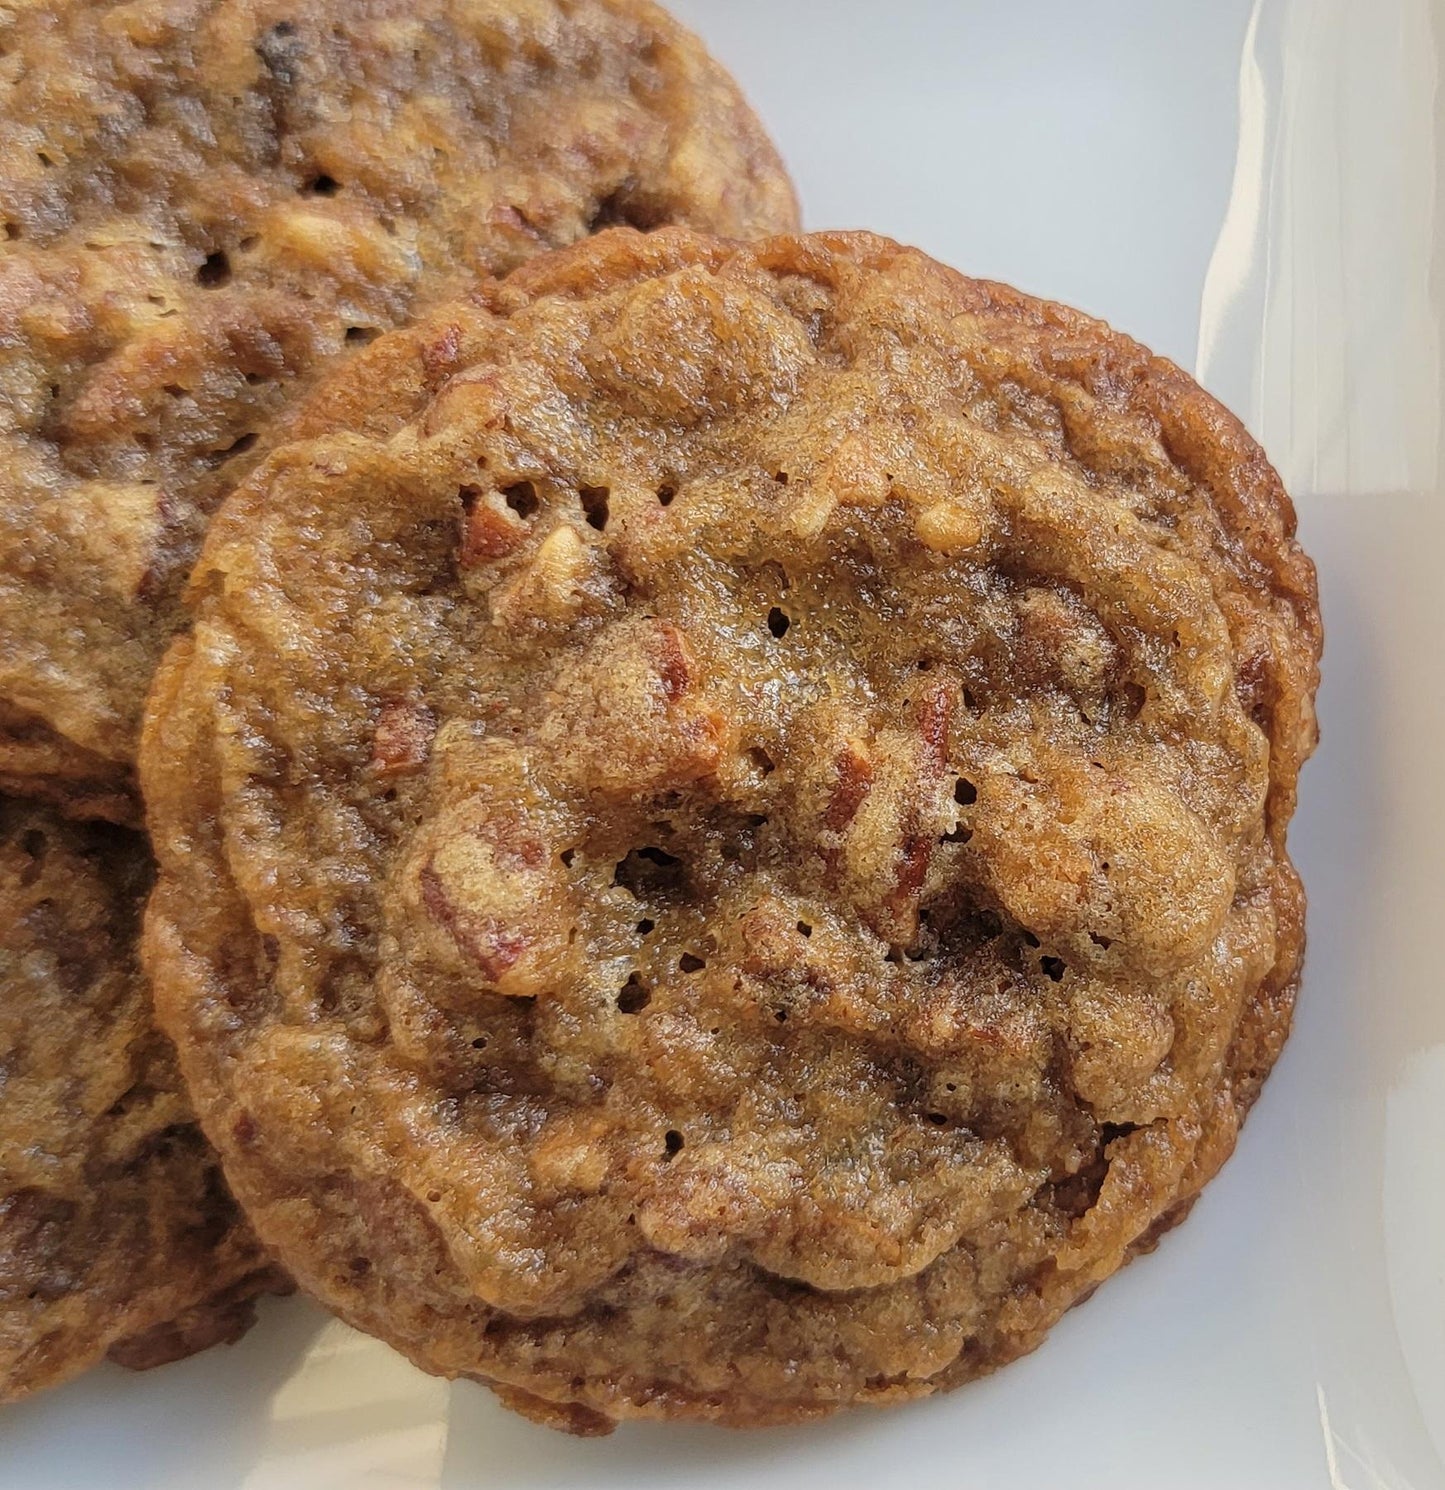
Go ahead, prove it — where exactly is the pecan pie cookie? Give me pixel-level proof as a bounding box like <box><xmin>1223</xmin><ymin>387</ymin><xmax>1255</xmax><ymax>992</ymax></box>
<box><xmin>141</xmin><ymin>229</ymin><xmax>1320</xmax><ymax>1433</ymax></box>
<box><xmin>0</xmin><ymin>0</ymin><xmax>798</xmax><ymax>822</ymax></box>
<box><xmin>0</xmin><ymin>800</ymin><xmax>279</xmax><ymax>1402</ymax></box>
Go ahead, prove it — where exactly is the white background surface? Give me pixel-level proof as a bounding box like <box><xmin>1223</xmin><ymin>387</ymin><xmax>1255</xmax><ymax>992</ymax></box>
<box><xmin>5</xmin><ymin>2</ymin><xmax>1443</xmax><ymax>1485</ymax></box>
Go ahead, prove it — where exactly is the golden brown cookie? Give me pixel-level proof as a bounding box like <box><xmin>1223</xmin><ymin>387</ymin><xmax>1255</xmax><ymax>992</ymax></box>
<box><xmin>0</xmin><ymin>800</ymin><xmax>280</xmax><ymax>1402</ymax></box>
<box><xmin>141</xmin><ymin>229</ymin><xmax>1320</xmax><ymax>1432</ymax></box>
<box><xmin>0</xmin><ymin>0</ymin><xmax>798</xmax><ymax>822</ymax></box>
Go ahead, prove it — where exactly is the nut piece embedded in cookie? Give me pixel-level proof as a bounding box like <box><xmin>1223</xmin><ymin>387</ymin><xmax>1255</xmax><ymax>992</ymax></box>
<box><xmin>140</xmin><ymin>227</ymin><xmax>1320</xmax><ymax>1434</ymax></box>
<box><xmin>539</xmin><ymin>618</ymin><xmax>733</xmax><ymax>796</ymax></box>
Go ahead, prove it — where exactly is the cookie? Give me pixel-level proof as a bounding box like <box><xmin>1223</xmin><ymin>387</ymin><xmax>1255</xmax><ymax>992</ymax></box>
<box><xmin>141</xmin><ymin>229</ymin><xmax>1321</xmax><ymax>1432</ymax></box>
<box><xmin>0</xmin><ymin>0</ymin><xmax>798</xmax><ymax>823</ymax></box>
<box><xmin>0</xmin><ymin>800</ymin><xmax>281</xmax><ymax>1402</ymax></box>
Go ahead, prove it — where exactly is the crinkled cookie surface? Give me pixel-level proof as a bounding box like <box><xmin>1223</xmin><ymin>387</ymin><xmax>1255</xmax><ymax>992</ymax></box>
<box><xmin>142</xmin><ymin>229</ymin><xmax>1320</xmax><ymax>1433</ymax></box>
<box><xmin>0</xmin><ymin>0</ymin><xmax>798</xmax><ymax>820</ymax></box>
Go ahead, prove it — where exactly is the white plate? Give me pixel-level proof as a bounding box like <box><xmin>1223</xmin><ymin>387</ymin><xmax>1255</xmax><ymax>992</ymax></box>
<box><xmin>6</xmin><ymin>2</ymin><xmax>1443</xmax><ymax>1485</ymax></box>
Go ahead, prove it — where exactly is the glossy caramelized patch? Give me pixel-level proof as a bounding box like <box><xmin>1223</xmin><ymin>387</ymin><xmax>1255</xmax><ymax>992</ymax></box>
<box><xmin>0</xmin><ymin>0</ymin><xmax>798</xmax><ymax>818</ymax></box>
<box><xmin>141</xmin><ymin>229</ymin><xmax>1320</xmax><ymax>1432</ymax></box>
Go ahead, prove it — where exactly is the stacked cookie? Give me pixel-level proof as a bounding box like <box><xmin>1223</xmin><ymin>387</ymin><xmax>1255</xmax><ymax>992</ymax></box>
<box><xmin>2</xmin><ymin>0</ymin><xmax>1321</xmax><ymax>1440</ymax></box>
